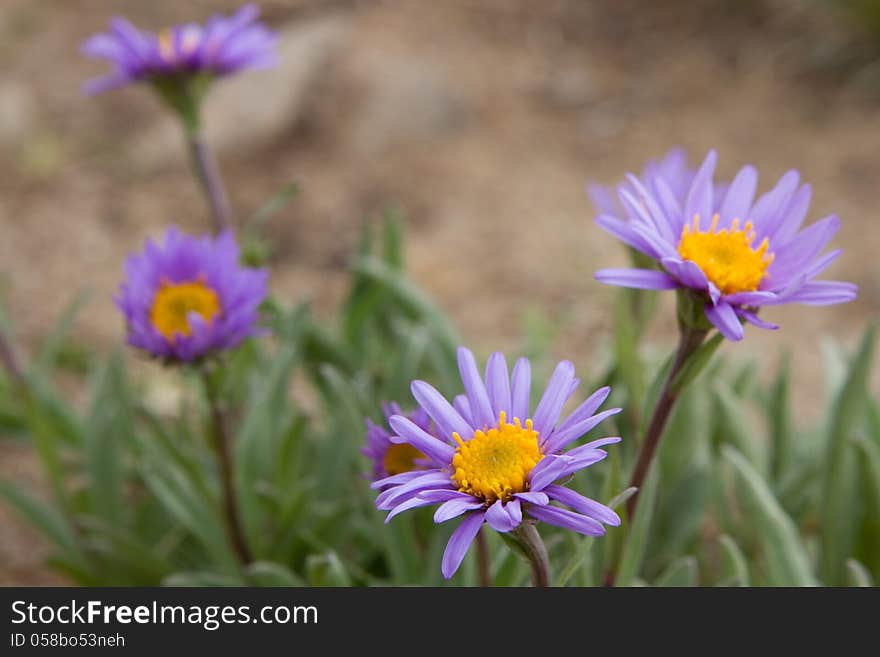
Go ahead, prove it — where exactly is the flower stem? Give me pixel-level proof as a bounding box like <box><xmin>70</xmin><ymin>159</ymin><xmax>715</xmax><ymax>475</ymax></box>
<box><xmin>187</xmin><ymin>132</ymin><xmax>233</xmax><ymax>234</ymax></box>
<box><xmin>202</xmin><ymin>371</ymin><xmax>252</xmax><ymax>565</ymax></box>
<box><xmin>625</xmin><ymin>325</ymin><xmax>708</xmax><ymax>519</ymax></box>
<box><xmin>475</xmin><ymin>528</ymin><xmax>492</xmax><ymax>587</ymax></box>
<box><xmin>510</xmin><ymin>522</ymin><xmax>550</xmax><ymax>587</ymax></box>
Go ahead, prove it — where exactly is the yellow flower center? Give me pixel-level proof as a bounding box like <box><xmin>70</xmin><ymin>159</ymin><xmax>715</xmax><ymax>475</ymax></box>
<box><xmin>451</xmin><ymin>412</ymin><xmax>544</xmax><ymax>503</ymax></box>
<box><xmin>677</xmin><ymin>214</ymin><xmax>774</xmax><ymax>295</ymax></box>
<box><xmin>158</xmin><ymin>29</ymin><xmax>176</xmax><ymax>62</ymax></box>
<box><xmin>150</xmin><ymin>278</ymin><xmax>221</xmax><ymax>341</ymax></box>
<box><xmin>383</xmin><ymin>443</ymin><xmax>426</xmax><ymax>477</ymax></box>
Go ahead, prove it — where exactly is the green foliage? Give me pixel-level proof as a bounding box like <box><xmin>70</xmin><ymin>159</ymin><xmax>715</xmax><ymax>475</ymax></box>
<box><xmin>0</xmin><ymin>215</ymin><xmax>876</xmax><ymax>587</ymax></box>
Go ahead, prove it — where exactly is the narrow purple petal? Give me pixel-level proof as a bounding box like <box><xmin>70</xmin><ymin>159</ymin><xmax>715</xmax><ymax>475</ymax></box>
<box><xmin>773</xmin><ymin>280</ymin><xmax>858</xmax><ymax>306</ymax></box>
<box><xmin>369</xmin><ymin>470</ymin><xmax>423</xmax><ymax>490</ymax></box>
<box><xmin>527</xmin><ymin>504</ymin><xmax>607</xmax><ymax>536</ymax></box>
<box><xmin>441</xmin><ymin>512</ymin><xmax>485</xmax><ymax>579</ymax></box>
<box><xmin>510</xmin><ymin>357</ymin><xmax>531</xmax><ymax>423</ymax></box>
<box><xmin>435</xmin><ymin>497</ymin><xmax>485</xmax><ymax>523</ymax></box>
<box><xmin>719</xmin><ymin>165</ymin><xmax>758</xmax><ymax>223</ymax></box>
<box><xmin>661</xmin><ymin>257</ymin><xmax>711</xmax><ymax>292</ymax></box>
<box><xmin>411</xmin><ymin>380</ymin><xmax>473</xmax><ymax>441</ymax></box>
<box><xmin>514</xmin><ymin>491</ymin><xmax>550</xmax><ymax>505</ymax></box>
<box><xmin>388</xmin><ymin>415</ymin><xmax>455</xmax><ymax>465</ymax></box>
<box><xmin>704</xmin><ymin>301</ymin><xmax>744</xmax><ymax>341</ymax></box>
<box><xmin>453</xmin><ymin>394</ymin><xmax>475</xmax><ymax>428</ymax></box>
<box><xmin>595</xmin><ymin>268</ymin><xmax>679</xmax><ymax>290</ymax></box>
<box><xmin>528</xmin><ymin>456</ymin><xmax>572</xmax><ymax>492</ymax></box>
<box><xmin>484</xmin><ymin>352</ymin><xmax>512</xmax><ymax>420</ymax></box>
<box><xmin>595</xmin><ymin>214</ymin><xmax>657</xmax><ymax>257</ymax></box>
<box><xmin>556</xmin><ymin>386</ymin><xmax>611</xmax><ymax>435</ymax></box>
<box><xmin>543</xmin><ymin>407</ymin><xmax>622</xmax><ymax>453</ymax></box>
<box><xmin>545</xmin><ymin>485</ymin><xmax>621</xmax><ymax>526</ymax></box>
<box><xmin>385</xmin><ymin>495</ymin><xmax>438</xmax><ymax>523</ymax></box>
<box><xmin>532</xmin><ymin>360</ymin><xmax>576</xmax><ymax>436</ymax></box>
<box><xmin>458</xmin><ymin>347</ymin><xmax>496</xmax><ymax>429</ymax></box>
<box><xmin>684</xmin><ymin>150</ymin><xmax>717</xmax><ymax>228</ymax></box>
<box><xmin>485</xmin><ymin>500</ymin><xmax>518</xmax><ymax>532</ymax></box>
<box><xmin>737</xmin><ymin>309</ymin><xmax>779</xmax><ymax>330</ymax></box>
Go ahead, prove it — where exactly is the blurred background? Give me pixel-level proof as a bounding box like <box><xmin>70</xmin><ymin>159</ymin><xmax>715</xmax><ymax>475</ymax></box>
<box><xmin>1</xmin><ymin>0</ymin><xmax>878</xmax><ymax>584</ymax></box>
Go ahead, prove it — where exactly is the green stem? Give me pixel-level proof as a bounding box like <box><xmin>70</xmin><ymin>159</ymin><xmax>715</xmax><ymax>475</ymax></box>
<box><xmin>625</xmin><ymin>325</ymin><xmax>708</xmax><ymax>519</ymax></box>
<box><xmin>202</xmin><ymin>370</ymin><xmax>252</xmax><ymax>565</ymax></box>
<box><xmin>0</xmin><ymin>327</ymin><xmax>24</xmax><ymax>386</ymax></box>
<box><xmin>510</xmin><ymin>522</ymin><xmax>550</xmax><ymax>587</ymax></box>
<box><xmin>476</xmin><ymin>528</ymin><xmax>492</xmax><ymax>587</ymax></box>
<box><xmin>187</xmin><ymin>132</ymin><xmax>233</xmax><ymax>234</ymax></box>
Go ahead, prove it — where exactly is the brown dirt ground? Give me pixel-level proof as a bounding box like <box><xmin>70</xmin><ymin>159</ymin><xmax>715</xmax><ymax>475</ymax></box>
<box><xmin>1</xmin><ymin>0</ymin><xmax>878</xmax><ymax>584</ymax></box>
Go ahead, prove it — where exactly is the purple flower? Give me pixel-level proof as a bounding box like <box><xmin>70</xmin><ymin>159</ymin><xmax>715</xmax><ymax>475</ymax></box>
<box><xmin>81</xmin><ymin>4</ymin><xmax>277</xmax><ymax>95</ymax></box>
<box><xmin>116</xmin><ymin>227</ymin><xmax>268</xmax><ymax>362</ymax></box>
<box><xmin>363</xmin><ymin>403</ymin><xmax>436</xmax><ymax>484</ymax></box>
<box><xmin>372</xmin><ymin>347</ymin><xmax>622</xmax><ymax>579</ymax></box>
<box><xmin>594</xmin><ymin>150</ymin><xmax>857</xmax><ymax>341</ymax></box>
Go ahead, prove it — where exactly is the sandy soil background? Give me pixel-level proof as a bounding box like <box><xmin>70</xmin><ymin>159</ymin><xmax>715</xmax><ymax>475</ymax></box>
<box><xmin>1</xmin><ymin>0</ymin><xmax>878</xmax><ymax>584</ymax></box>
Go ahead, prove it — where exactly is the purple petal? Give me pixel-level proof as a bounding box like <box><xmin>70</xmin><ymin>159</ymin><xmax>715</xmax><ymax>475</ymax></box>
<box><xmin>532</xmin><ymin>360</ymin><xmax>576</xmax><ymax>435</ymax></box>
<box><xmin>556</xmin><ymin>386</ymin><xmax>611</xmax><ymax>435</ymax></box>
<box><xmin>485</xmin><ymin>499</ymin><xmax>519</xmax><ymax>532</ymax></box>
<box><xmin>370</xmin><ymin>470</ymin><xmax>424</xmax><ymax>491</ymax></box>
<box><xmin>527</xmin><ymin>504</ymin><xmax>607</xmax><ymax>536</ymax></box>
<box><xmin>388</xmin><ymin>415</ymin><xmax>455</xmax><ymax>465</ymax></box>
<box><xmin>528</xmin><ymin>456</ymin><xmax>572</xmax><ymax>492</ymax></box>
<box><xmin>705</xmin><ymin>301</ymin><xmax>744</xmax><ymax>341</ymax></box>
<box><xmin>485</xmin><ymin>352</ymin><xmax>512</xmax><ymax>420</ymax></box>
<box><xmin>514</xmin><ymin>491</ymin><xmax>549</xmax><ymax>505</ymax></box>
<box><xmin>724</xmin><ymin>291</ymin><xmax>777</xmax><ymax>306</ymax></box>
<box><xmin>411</xmin><ymin>380</ymin><xmax>473</xmax><ymax>441</ymax></box>
<box><xmin>453</xmin><ymin>394</ymin><xmax>475</xmax><ymax>428</ymax></box>
<box><xmin>719</xmin><ymin>165</ymin><xmax>758</xmax><ymax>223</ymax></box>
<box><xmin>774</xmin><ymin>280</ymin><xmax>858</xmax><ymax>306</ymax></box>
<box><xmin>661</xmin><ymin>257</ymin><xmax>711</xmax><ymax>293</ymax></box>
<box><xmin>684</xmin><ymin>150</ymin><xmax>717</xmax><ymax>228</ymax></box>
<box><xmin>595</xmin><ymin>214</ymin><xmax>657</xmax><ymax>258</ymax></box>
<box><xmin>435</xmin><ymin>497</ymin><xmax>485</xmax><ymax>523</ymax></box>
<box><xmin>543</xmin><ymin>408</ymin><xmax>622</xmax><ymax>454</ymax></box>
<box><xmin>441</xmin><ymin>512</ymin><xmax>485</xmax><ymax>579</ymax></box>
<box><xmin>458</xmin><ymin>347</ymin><xmax>496</xmax><ymax>429</ymax></box>
<box><xmin>510</xmin><ymin>357</ymin><xmax>531</xmax><ymax>423</ymax></box>
<box><xmin>737</xmin><ymin>309</ymin><xmax>779</xmax><ymax>330</ymax></box>
<box><xmin>545</xmin><ymin>485</ymin><xmax>621</xmax><ymax>526</ymax></box>
<box><xmin>385</xmin><ymin>495</ymin><xmax>438</xmax><ymax>523</ymax></box>
<box><xmin>595</xmin><ymin>268</ymin><xmax>679</xmax><ymax>290</ymax></box>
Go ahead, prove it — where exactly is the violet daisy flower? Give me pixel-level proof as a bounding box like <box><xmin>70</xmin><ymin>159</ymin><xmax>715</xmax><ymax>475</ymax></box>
<box><xmin>116</xmin><ymin>227</ymin><xmax>268</xmax><ymax>362</ymax></box>
<box><xmin>372</xmin><ymin>347</ymin><xmax>622</xmax><ymax>579</ymax></box>
<box><xmin>363</xmin><ymin>403</ymin><xmax>436</xmax><ymax>485</ymax></box>
<box><xmin>594</xmin><ymin>150</ymin><xmax>857</xmax><ymax>341</ymax></box>
<box><xmin>81</xmin><ymin>4</ymin><xmax>277</xmax><ymax>95</ymax></box>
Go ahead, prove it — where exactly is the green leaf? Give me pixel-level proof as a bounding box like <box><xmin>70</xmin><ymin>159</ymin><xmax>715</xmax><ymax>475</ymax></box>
<box><xmin>767</xmin><ymin>352</ymin><xmax>793</xmax><ymax>486</ymax></box>
<box><xmin>712</xmin><ymin>379</ymin><xmax>765</xmax><ymax>474</ymax></box>
<box><xmin>615</xmin><ymin>467</ymin><xmax>658</xmax><ymax>587</ymax></box>
<box><xmin>820</xmin><ymin>326</ymin><xmax>875</xmax><ymax>585</ymax></box>
<box><xmin>718</xmin><ymin>534</ymin><xmax>750</xmax><ymax>586</ymax></box>
<box><xmin>654</xmin><ymin>556</ymin><xmax>697</xmax><ymax>586</ymax></box>
<box><xmin>244</xmin><ymin>181</ymin><xmax>299</xmax><ymax>233</ymax></box>
<box><xmin>162</xmin><ymin>571</ymin><xmax>245</xmax><ymax>587</ymax></box>
<box><xmin>306</xmin><ymin>552</ymin><xmax>351</xmax><ymax>586</ymax></box>
<box><xmin>34</xmin><ymin>290</ymin><xmax>93</xmax><ymax>375</ymax></box>
<box><xmin>722</xmin><ymin>445</ymin><xmax>817</xmax><ymax>586</ymax></box>
<box><xmin>246</xmin><ymin>561</ymin><xmax>306</xmax><ymax>586</ymax></box>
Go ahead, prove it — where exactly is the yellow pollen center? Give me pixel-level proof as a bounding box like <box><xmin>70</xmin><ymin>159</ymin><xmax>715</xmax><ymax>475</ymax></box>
<box><xmin>451</xmin><ymin>412</ymin><xmax>544</xmax><ymax>503</ymax></box>
<box><xmin>150</xmin><ymin>278</ymin><xmax>221</xmax><ymax>341</ymax></box>
<box><xmin>158</xmin><ymin>29</ymin><xmax>176</xmax><ymax>62</ymax></box>
<box><xmin>383</xmin><ymin>443</ymin><xmax>426</xmax><ymax>477</ymax></box>
<box><xmin>677</xmin><ymin>214</ymin><xmax>774</xmax><ymax>295</ymax></box>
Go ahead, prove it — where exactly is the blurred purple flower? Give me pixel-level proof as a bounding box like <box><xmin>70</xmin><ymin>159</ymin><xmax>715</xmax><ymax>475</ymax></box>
<box><xmin>594</xmin><ymin>150</ymin><xmax>857</xmax><ymax>341</ymax></box>
<box><xmin>363</xmin><ymin>403</ymin><xmax>436</xmax><ymax>485</ymax></box>
<box><xmin>372</xmin><ymin>347</ymin><xmax>622</xmax><ymax>579</ymax></box>
<box><xmin>81</xmin><ymin>3</ymin><xmax>277</xmax><ymax>95</ymax></box>
<box><xmin>116</xmin><ymin>227</ymin><xmax>268</xmax><ymax>362</ymax></box>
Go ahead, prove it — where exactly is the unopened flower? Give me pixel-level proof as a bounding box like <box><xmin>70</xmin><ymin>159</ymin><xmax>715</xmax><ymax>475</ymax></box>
<box><xmin>373</xmin><ymin>347</ymin><xmax>622</xmax><ymax>579</ymax></box>
<box><xmin>363</xmin><ymin>403</ymin><xmax>435</xmax><ymax>485</ymax></box>
<box><xmin>116</xmin><ymin>227</ymin><xmax>268</xmax><ymax>362</ymax></box>
<box><xmin>81</xmin><ymin>4</ymin><xmax>277</xmax><ymax>95</ymax></box>
<box><xmin>595</xmin><ymin>150</ymin><xmax>857</xmax><ymax>340</ymax></box>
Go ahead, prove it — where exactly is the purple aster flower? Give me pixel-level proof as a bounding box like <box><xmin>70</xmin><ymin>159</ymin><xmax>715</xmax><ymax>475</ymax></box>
<box><xmin>81</xmin><ymin>4</ymin><xmax>277</xmax><ymax>95</ymax></box>
<box><xmin>594</xmin><ymin>150</ymin><xmax>858</xmax><ymax>341</ymax></box>
<box><xmin>116</xmin><ymin>227</ymin><xmax>268</xmax><ymax>362</ymax></box>
<box><xmin>372</xmin><ymin>347</ymin><xmax>622</xmax><ymax>579</ymax></box>
<box><xmin>363</xmin><ymin>403</ymin><xmax>436</xmax><ymax>484</ymax></box>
